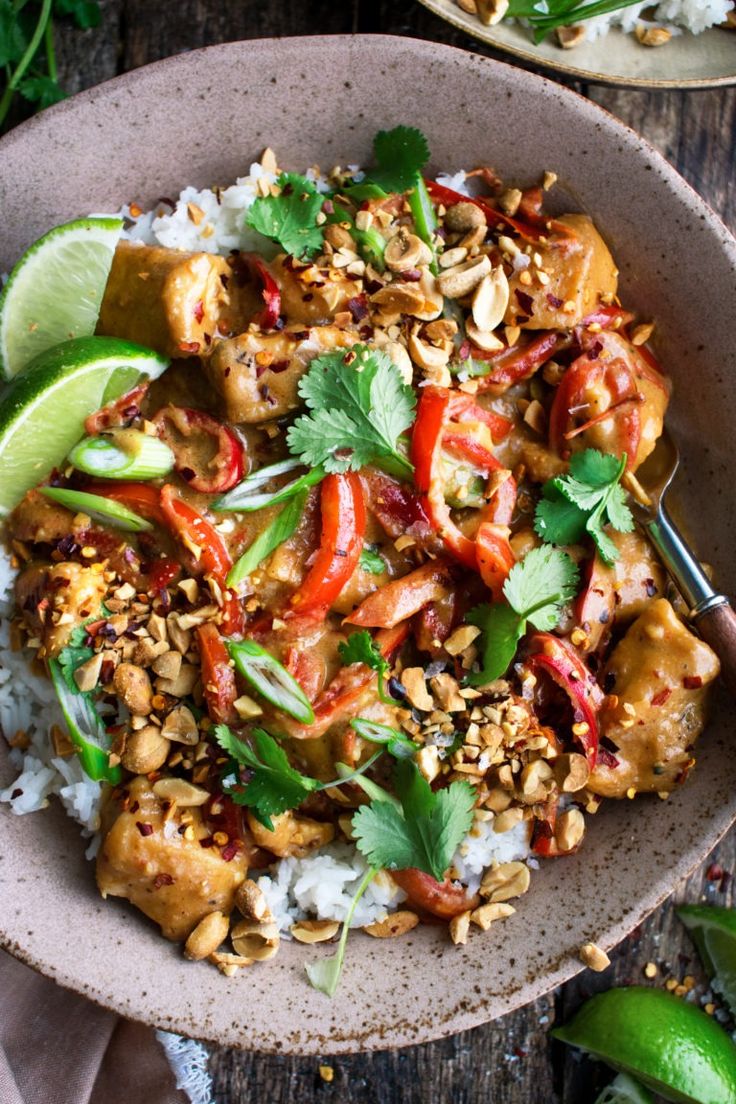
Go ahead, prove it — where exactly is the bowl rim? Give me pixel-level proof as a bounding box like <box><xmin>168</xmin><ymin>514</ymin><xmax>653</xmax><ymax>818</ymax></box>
<box><xmin>1</xmin><ymin>34</ymin><xmax>736</xmax><ymax>1053</ymax></box>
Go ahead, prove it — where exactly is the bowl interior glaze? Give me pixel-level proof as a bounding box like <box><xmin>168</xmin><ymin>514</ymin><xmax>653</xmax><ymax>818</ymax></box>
<box><xmin>1</xmin><ymin>35</ymin><xmax>735</xmax><ymax>1053</ymax></box>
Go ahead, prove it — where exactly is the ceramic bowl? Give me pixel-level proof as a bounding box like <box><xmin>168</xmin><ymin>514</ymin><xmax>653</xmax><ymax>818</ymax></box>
<box><xmin>1</xmin><ymin>35</ymin><xmax>735</xmax><ymax>1053</ymax></box>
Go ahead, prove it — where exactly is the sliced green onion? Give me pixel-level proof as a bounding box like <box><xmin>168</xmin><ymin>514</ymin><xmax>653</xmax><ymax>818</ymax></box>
<box><xmin>408</xmin><ymin>176</ymin><xmax>438</xmax><ymax>274</ymax></box>
<box><xmin>316</xmin><ymin>749</ymin><xmax>384</xmax><ymax>791</ymax></box>
<box><xmin>39</xmin><ymin>486</ymin><xmax>153</xmax><ymax>532</ymax></box>
<box><xmin>213</xmin><ymin>461</ymin><xmax>323</xmax><ymax>513</ymax></box>
<box><xmin>305</xmin><ymin>866</ymin><xmax>378</xmax><ymax>997</ymax></box>
<box><xmin>227</xmin><ymin>491</ymin><xmax>306</xmax><ymax>587</ymax></box>
<box><xmin>48</xmin><ymin>658</ymin><xmax>121</xmax><ymax>783</ymax></box>
<box><xmin>341</xmin><ymin>182</ymin><xmax>389</xmax><ymax>202</ymax></box>
<box><xmin>330</xmin><ymin>202</ymin><xmax>386</xmax><ymax>272</ymax></box>
<box><xmin>350</xmin><ymin>718</ymin><xmax>417</xmax><ymax>760</ymax></box>
<box><xmin>68</xmin><ymin>430</ymin><xmax>174</xmax><ymax>480</ymax></box>
<box><xmin>226</xmin><ymin>638</ymin><xmax>315</xmax><ymax>725</ymax></box>
<box><xmin>334</xmin><ymin>761</ymin><xmax>401</xmax><ymax>810</ymax></box>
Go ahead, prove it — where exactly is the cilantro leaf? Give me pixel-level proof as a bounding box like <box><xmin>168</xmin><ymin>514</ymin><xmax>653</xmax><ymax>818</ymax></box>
<box><xmin>286</xmin><ymin>344</ymin><xmax>415</xmax><ymax>475</ymax></box>
<box><xmin>370</xmin><ymin>126</ymin><xmax>430</xmax><ymax>194</ymax></box>
<box><xmin>0</xmin><ymin>0</ymin><xmax>27</xmax><ymax>67</ymax></box>
<box><xmin>465</xmin><ymin>602</ymin><xmax>524</xmax><ymax>686</ymax></box>
<box><xmin>245</xmin><ymin>172</ymin><xmax>325</xmax><ymax>259</ymax></box>
<box><xmin>534</xmin><ymin>487</ymin><xmax>588</xmax><ymax>547</ymax></box>
<box><xmin>18</xmin><ymin>75</ymin><xmax>66</xmax><ymax>110</ymax></box>
<box><xmin>338</xmin><ymin>629</ymin><xmax>386</xmax><ymax>673</ymax></box>
<box><xmin>352</xmin><ymin>759</ymin><xmax>476</xmax><ymax>882</ymax></box>
<box><xmin>359</xmin><ymin>544</ymin><xmax>386</xmax><ymax>576</ymax></box>
<box><xmin>503</xmin><ymin>545</ymin><xmax>580</xmax><ymax>631</ymax></box>
<box><xmin>535</xmin><ymin>449</ymin><xmax>633</xmax><ymax>564</ymax></box>
<box><xmin>54</xmin><ymin>0</ymin><xmax>101</xmax><ymax>29</ymax></box>
<box><xmin>215</xmin><ymin>725</ymin><xmax>318</xmax><ymax>831</ymax></box>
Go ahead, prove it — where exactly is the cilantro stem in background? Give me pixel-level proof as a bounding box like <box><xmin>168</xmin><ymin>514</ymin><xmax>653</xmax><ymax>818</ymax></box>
<box><xmin>44</xmin><ymin>15</ymin><xmax>56</xmax><ymax>82</ymax></box>
<box><xmin>305</xmin><ymin>866</ymin><xmax>378</xmax><ymax>997</ymax></box>
<box><xmin>0</xmin><ymin>0</ymin><xmax>52</xmax><ymax>128</ymax></box>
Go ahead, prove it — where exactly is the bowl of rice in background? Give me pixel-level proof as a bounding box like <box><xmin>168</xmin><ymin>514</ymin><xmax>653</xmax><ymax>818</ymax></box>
<box><xmin>418</xmin><ymin>0</ymin><xmax>736</xmax><ymax>88</ymax></box>
<box><xmin>1</xmin><ymin>35</ymin><xmax>736</xmax><ymax>1052</ymax></box>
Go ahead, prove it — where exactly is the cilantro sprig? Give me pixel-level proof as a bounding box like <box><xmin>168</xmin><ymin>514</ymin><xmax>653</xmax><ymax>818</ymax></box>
<box><xmin>352</xmin><ymin>759</ymin><xmax>476</xmax><ymax>883</ymax></box>
<box><xmin>215</xmin><ymin>725</ymin><xmax>382</xmax><ymax>831</ymax></box>
<box><xmin>0</xmin><ymin>0</ymin><xmax>101</xmax><ymax>132</ymax></box>
<box><xmin>467</xmin><ymin>546</ymin><xmax>580</xmax><ymax>686</ymax></box>
<box><xmin>359</xmin><ymin>544</ymin><xmax>386</xmax><ymax>576</ymax></box>
<box><xmin>338</xmin><ymin>630</ymin><xmax>395</xmax><ymax>705</ymax></box>
<box><xmin>286</xmin><ymin>344</ymin><xmax>416</xmax><ymax>477</ymax></box>
<box><xmin>246</xmin><ymin>172</ymin><xmax>325</xmax><ymax>259</ymax></box>
<box><xmin>534</xmin><ymin>449</ymin><xmax>634</xmax><ymax>564</ymax></box>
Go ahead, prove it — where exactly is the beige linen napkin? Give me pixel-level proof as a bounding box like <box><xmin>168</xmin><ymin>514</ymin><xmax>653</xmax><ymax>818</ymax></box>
<box><xmin>0</xmin><ymin>950</ymin><xmax>193</xmax><ymax>1104</ymax></box>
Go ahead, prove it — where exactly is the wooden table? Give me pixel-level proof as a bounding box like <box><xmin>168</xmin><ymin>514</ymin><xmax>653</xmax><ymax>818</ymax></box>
<box><xmin>35</xmin><ymin>4</ymin><xmax>736</xmax><ymax>1099</ymax></box>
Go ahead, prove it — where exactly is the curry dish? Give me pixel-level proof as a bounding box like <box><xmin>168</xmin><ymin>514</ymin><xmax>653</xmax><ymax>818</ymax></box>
<box><xmin>2</xmin><ymin>130</ymin><xmax>721</xmax><ymax>983</ymax></box>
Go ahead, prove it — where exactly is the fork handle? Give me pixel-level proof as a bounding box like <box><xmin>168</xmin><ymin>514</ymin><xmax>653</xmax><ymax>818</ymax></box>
<box><xmin>691</xmin><ymin>598</ymin><xmax>736</xmax><ymax>699</ymax></box>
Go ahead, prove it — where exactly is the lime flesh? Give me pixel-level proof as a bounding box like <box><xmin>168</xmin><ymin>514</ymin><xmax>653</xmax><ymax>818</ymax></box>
<box><xmin>0</xmin><ymin>217</ymin><xmax>122</xmax><ymax>379</ymax></box>
<box><xmin>679</xmin><ymin>904</ymin><xmax>736</xmax><ymax>1019</ymax></box>
<box><xmin>553</xmin><ymin>986</ymin><xmax>736</xmax><ymax>1104</ymax></box>
<box><xmin>0</xmin><ymin>336</ymin><xmax>168</xmax><ymax>516</ymax></box>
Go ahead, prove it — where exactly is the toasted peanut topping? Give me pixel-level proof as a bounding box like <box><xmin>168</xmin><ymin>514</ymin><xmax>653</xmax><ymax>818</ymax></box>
<box><xmin>579</xmin><ymin>941</ymin><xmax>611</xmax><ymax>972</ymax></box>
<box><xmin>401</xmin><ymin>667</ymin><xmax>435</xmax><ymax>711</ymax></box>
<box><xmin>231</xmin><ymin>919</ymin><xmax>280</xmax><ymax>961</ymax></box>
<box><xmin>291</xmin><ymin>919</ymin><xmax>341</xmax><ymax>944</ymax></box>
<box><xmin>364</xmin><ymin>910</ymin><xmax>419</xmax><ymax>938</ymax></box>
<box><xmin>470</xmin><ymin>902</ymin><xmax>515</xmax><ymax>930</ymax></box>
<box><xmin>184</xmin><ymin>911</ymin><xmax>229</xmax><ymax>961</ymax></box>
<box><xmin>161</xmin><ymin>703</ymin><xmax>199</xmax><ymax>745</ymax></box>
<box><xmin>235</xmin><ymin>879</ymin><xmax>270</xmax><ymax>922</ymax></box>
<box><xmin>121</xmin><ymin>726</ymin><xmax>170</xmax><ymax>774</ymax></box>
<box><xmin>555</xmin><ymin>807</ymin><xmax>586</xmax><ymax>852</ymax></box>
<box><xmin>480</xmin><ymin>861</ymin><xmax>531</xmax><ymax>903</ymax></box>
<box><xmin>444</xmin><ymin>201</ymin><xmax>486</xmax><ymax>233</ymax></box>
<box><xmin>437</xmin><ymin>255</ymin><xmax>492</xmax><ymax>299</ymax></box>
<box><xmin>449</xmin><ymin>910</ymin><xmax>472</xmax><ymax>945</ymax></box>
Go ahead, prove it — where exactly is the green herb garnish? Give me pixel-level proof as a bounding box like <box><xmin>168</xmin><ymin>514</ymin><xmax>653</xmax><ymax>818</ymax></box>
<box><xmin>286</xmin><ymin>344</ymin><xmax>415</xmax><ymax>477</ymax></box>
<box><xmin>534</xmin><ymin>449</ymin><xmax>634</xmax><ymax>564</ymax></box>
<box><xmin>338</xmin><ymin>629</ymin><xmax>394</xmax><ymax>705</ymax></box>
<box><xmin>245</xmin><ymin>172</ymin><xmax>325</xmax><ymax>260</ymax></box>
<box><xmin>305</xmin><ymin>866</ymin><xmax>378</xmax><ymax>997</ymax></box>
<box><xmin>359</xmin><ymin>544</ymin><xmax>386</xmax><ymax>576</ymax></box>
<box><xmin>352</xmin><ymin>758</ymin><xmax>476</xmax><ymax>883</ymax></box>
<box><xmin>506</xmin><ymin>0</ymin><xmax>647</xmax><ymax>43</ymax></box>
<box><xmin>467</xmin><ymin>546</ymin><xmax>580</xmax><ymax>685</ymax></box>
<box><xmin>227</xmin><ymin>491</ymin><xmax>306</xmax><ymax>587</ymax></box>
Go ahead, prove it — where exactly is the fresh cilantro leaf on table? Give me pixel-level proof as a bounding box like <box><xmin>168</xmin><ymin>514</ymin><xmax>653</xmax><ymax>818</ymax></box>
<box><xmin>369</xmin><ymin>126</ymin><xmax>431</xmax><ymax>193</ymax></box>
<box><xmin>359</xmin><ymin>544</ymin><xmax>386</xmax><ymax>576</ymax></box>
<box><xmin>215</xmin><ymin>725</ymin><xmax>318</xmax><ymax>831</ymax></box>
<box><xmin>246</xmin><ymin>172</ymin><xmax>325</xmax><ymax>260</ymax></box>
<box><xmin>352</xmin><ymin>758</ymin><xmax>476</xmax><ymax>883</ymax></box>
<box><xmin>286</xmin><ymin>344</ymin><xmax>416</xmax><ymax>476</ymax></box>
<box><xmin>54</xmin><ymin>0</ymin><xmax>102</xmax><ymax>29</ymax></box>
<box><xmin>17</xmin><ymin>74</ymin><xmax>66</xmax><ymax>109</ymax></box>
<box><xmin>534</xmin><ymin>448</ymin><xmax>634</xmax><ymax>564</ymax></box>
<box><xmin>466</xmin><ymin>546</ymin><xmax>580</xmax><ymax>686</ymax></box>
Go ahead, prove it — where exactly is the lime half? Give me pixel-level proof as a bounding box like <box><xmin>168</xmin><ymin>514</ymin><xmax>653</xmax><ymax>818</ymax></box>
<box><xmin>0</xmin><ymin>217</ymin><xmax>122</xmax><ymax>379</ymax></box>
<box><xmin>595</xmin><ymin>1073</ymin><xmax>653</xmax><ymax>1104</ymax></box>
<box><xmin>0</xmin><ymin>336</ymin><xmax>168</xmax><ymax>516</ymax></box>
<box><xmin>552</xmin><ymin>986</ymin><xmax>736</xmax><ymax>1104</ymax></box>
<box><xmin>679</xmin><ymin>904</ymin><xmax>736</xmax><ymax>1018</ymax></box>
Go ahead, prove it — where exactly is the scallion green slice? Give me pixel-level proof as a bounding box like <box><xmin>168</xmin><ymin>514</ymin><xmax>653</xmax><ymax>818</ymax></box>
<box><xmin>226</xmin><ymin>638</ymin><xmax>315</xmax><ymax>725</ymax></box>
<box><xmin>227</xmin><ymin>491</ymin><xmax>306</xmax><ymax>587</ymax></box>
<box><xmin>68</xmin><ymin>430</ymin><xmax>174</xmax><ymax>480</ymax></box>
<box><xmin>39</xmin><ymin>486</ymin><xmax>152</xmax><ymax>532</ymax></box>
<box><xmin>213</xmin><ymin>460</ymin><xmax>324</xmax><ymax>512</ymax></box>
<box><xmin>48</xmin><ymin>658</ymin><xmax>121</xmax><ymax>783</ymax></box>
<box><xmin>350</xmin><ymin>718</ymin><xmax>417</xmax><ymax>760</ymax></box>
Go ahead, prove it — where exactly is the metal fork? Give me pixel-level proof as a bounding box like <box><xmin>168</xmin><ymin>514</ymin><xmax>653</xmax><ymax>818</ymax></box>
<box><xmin>627</xmin><ymin>428</ymin><xmax>736</xmax><ymax>695</ymax></box>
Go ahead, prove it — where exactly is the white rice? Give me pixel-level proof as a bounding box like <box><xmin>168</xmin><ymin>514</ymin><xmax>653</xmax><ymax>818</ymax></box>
<box><xmin>533</xmin><ymin>0</ymin><xmax>733</xmax><ymax>41</ymax></box>
<box><xmin>1</xmin><ymin>159</ymin><xmax>533</xmax><ymax>921</ymax></box>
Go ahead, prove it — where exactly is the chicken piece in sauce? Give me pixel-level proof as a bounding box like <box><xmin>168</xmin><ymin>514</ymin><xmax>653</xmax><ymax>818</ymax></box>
<box><xmin>588</xmin><ymin>598</ymin><xmax>720</xmax><ymax>797</ymax></box>
<box><xmin>15</xmin><ymin>560</ymin><xmax>107</xmax><ymax>658</ymax></box>
<box><xmin>505</xmin><ymin>214</ymin><xmax>618</xmax><ymax>331</ymax></box>
<box><xmin>270</xmin><ymin>254</ymin><xmax>362</xmax><ymax>325</ymax></box>
<box><xmin>97</xmin><ymin>777</ymin><xmax>247</xmax><ymax>941</ymax></box>
<box><xmin>97</xmin><ymin>241</ymin><xmax>231</xmax><ymax>358</ymax></box>
<box><xmin>206</xmin><ymin>324</ymin><xmax>351</xmax><ymax>423</ymax></box>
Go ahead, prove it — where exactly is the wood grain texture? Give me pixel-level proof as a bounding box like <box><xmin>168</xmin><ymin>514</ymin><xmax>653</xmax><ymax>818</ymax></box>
<box><xmin>44</xmin><ymin>6</ymin><xmax>736</xmax><ymax>1100</ymax></box>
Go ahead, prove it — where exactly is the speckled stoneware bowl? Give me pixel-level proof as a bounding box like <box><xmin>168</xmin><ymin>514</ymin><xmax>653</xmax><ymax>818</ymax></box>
<box><xmin>1</xmin><ymin>35</ymin><xmax>735</xmax><ymax>1054</ymax></box>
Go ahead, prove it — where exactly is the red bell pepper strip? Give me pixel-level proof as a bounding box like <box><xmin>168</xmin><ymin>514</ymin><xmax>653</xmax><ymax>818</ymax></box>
<box><xmin>424</xmin><ymin>179</ymin><xmax>565</xmax><ymax>246</ymax></box>
<box><xmin>472</xmin><ymin>331</ymin><xmax>562</xmax><ymax>392</ymax></box>
<box><xmin>160</xmin><ymin>484</ymin><xmax>244</xmax><ymax>635</ymax></box>
<box><xmin>391</xmin><ymin>869</ymin><xmax>480</xmax><ymax>919</ymax></box>
<box><xmin>196</xmin><ymin>623</ymin><xmax>239</xmax><ymax>725</ymax></box>
<box><xmin>345</xmin><ymin>559</ymin><xmax>455</xmax><ymax>629</ymax></box>
<box><xmin>145</xmin><ymin>557</ymin><xmax>181</xmax><ymax>594</ymax></box>
<box><xmin>524</xmin><ymin>632</ymin><xmax>603</xmax><ymax>768</ymax></box>
<box><xmin>151</xmin><ymin>405</ymin><xmax>244</xmax><ymax>494</ymax></box>
<box><xmin>475</xmin><ymin>522</ymin><xmax>516</xmax><ymax>602</ymax></box>
<box><xmin>572</xmin><ymin>555</ymin><xmax>616</xmax><ymax>654</ymax></box>
<box><xmin>84</xmin><ymin>481</ymin><xmax>168</xmax><ymax>526</ymax></box>
<box><xmin>412</xmin><ymin>386</ymin><xmax>478</xmax><ymax>570</ymax></box>
<box><xmin>287</xmin><ymin>472</ymin><xmax>365</xmax><ymax>621</ymax></box>
<box><xmin>446</xmin><ymin>392</ymin><xmax>513</xmax><ymax>442</ymax></box>
<box><xmin>84</xmin><ymin>382</ymin><xmax>149</xmax><ymax>435</ymax></box>
<box><xmin>580</xmin><ymin>304</ymin><xmax>634</xmax><ymax>331</ymax></box>
<box><xmin>241</xmin><ymin>253</ymin><xmax>281</xmax><ymax>329</ymax></box>
<box><xmin>441</xmin><ymin>431</ymin><xmax>517</xmax><ymax>526</ymax></box>
<box><xmin>548</xmin><ymin>343</ymin><xmax>642</xmax><ymax>467</ymax></box>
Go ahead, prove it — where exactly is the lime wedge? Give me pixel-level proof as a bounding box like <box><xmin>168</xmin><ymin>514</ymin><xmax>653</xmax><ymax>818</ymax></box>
<box><xmin>0</xmin><ymin>336</ymin><xmax>168</xmax><ymax>516</ymax></box>
<box><xmin>552</xmin><ymin>986</ymin><xmax>736</xmax><ymax>1104</ymax></box>
<box><xmin>595</xmin><ymin>1073</ymin><xmax>654</xmax><ymax>1104</ymax></box>
<box><xmin>679</xmin><ymin>904</ymin><xmax>736</xmax><ymax>1018</ymax></box>
<box><xmin>0</xmin><ymin>217</ymin><xmax>122</xmax><ymax>379</ymax></box>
